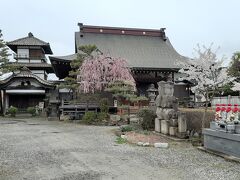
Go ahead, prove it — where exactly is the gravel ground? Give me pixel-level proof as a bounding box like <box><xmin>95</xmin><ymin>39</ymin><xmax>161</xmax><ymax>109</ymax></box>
<box><xmin>0</xmin><ymin>118</ymin><xmax>240</xmax><ymax>180</ymax></box>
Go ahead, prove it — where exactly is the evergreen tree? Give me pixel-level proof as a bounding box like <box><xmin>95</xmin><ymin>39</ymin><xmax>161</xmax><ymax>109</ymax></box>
<box><xmin>0</xmin><ymin>30</ymin><xmax>10</xmax><ymax>74</ymax></box>
<box><xmin>0</xmin><ymin>30</ymin><xmax>18</xmax><ymax>74</ymax></box>
<box><xmin>59</xmin><ymin>45</ymin><xmax>99</xmax><ymax>99</ymax></box>
<box><xmin>0</xmin><ymin>30</ymin><xmax>12</xmax><ymax>115</ymax></box>
<box><xmin>228</xmin><ymin>52</ymin><xmax>240</xmax><ymax>80</ymax></box>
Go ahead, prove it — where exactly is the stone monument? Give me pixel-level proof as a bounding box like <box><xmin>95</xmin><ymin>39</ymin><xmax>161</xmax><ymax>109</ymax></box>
<box><xmin>155</xmin><ymin>81</ymin><xmax>187</xmax><ymax>138</ymax></box>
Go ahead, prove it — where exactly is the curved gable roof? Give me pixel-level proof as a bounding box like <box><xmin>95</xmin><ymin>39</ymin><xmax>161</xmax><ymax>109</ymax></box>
<box><xmin>0</xmin><ymin>67</ymin><xmax>55</xmax><ymax>89</ymax></box>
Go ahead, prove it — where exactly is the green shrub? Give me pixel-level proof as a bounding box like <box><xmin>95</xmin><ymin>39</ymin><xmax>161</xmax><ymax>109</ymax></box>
<box><xmin>97</xmin><ymin>112</ymin><xmax>109</xmax><ymax>121</ymax></box>
<box><xmin>99</xmin><ymin>98</ymin><xmax>109</xmax><ymax>113</ymax></box>
<box><xmin>137</xmin><ymin>108</ymin><xmax>156</xmax><ymax>130</ymax></box>
<box><xmin>27</xmin><ymin>107</ymin><xmax>36</xmax><ymax>116</ymax></box>
<box><xmin>120</xmin><ymin>125</ymin><xmax>133</xmax><ymax>132</ymax></box>
<box><xmin>82</xmin><ymin>111</ymin><xmax>97</xmax><ymax>124</ymax></box>
<box><xmin>8</xmin><ymin>106</ymin><xmax>18</xmax><ymax>117</ymax></box>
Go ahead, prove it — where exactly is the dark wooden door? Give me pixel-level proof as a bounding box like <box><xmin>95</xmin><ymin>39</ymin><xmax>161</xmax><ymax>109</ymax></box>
<box><xmin>9</xmin><ymin>94</ymin><xmax>45</xmax><ymax>110</ymax></box>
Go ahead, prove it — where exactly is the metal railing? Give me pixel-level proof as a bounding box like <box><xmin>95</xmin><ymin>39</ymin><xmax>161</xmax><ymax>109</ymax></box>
<box><xmin>14</xmin><ymin>54</ymin><xmax>45</xmax><ymax>60</ymax></box>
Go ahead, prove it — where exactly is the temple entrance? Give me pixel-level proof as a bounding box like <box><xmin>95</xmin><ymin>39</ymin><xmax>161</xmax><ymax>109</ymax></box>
<box><xmin>9</xmin><ymin>94</ymin><xmax>45</xmax><ymax>111</ymax></box>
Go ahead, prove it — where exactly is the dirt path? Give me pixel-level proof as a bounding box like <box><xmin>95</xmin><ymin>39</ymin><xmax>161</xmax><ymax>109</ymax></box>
<box><xmin>0</xmin><ymin>118</ymin><xmax>239</xmax><ymax>180</ymax></box>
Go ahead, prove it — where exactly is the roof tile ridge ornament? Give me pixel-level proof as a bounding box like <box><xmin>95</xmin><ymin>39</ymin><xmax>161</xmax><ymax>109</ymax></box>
<box><xmin>78</xmin><ymin>23</ymin><xmax>84</xmax><ymax>37</ymax></box>
<box><xmin>160</xmin><ymin>28</ymin><xmax>167</xmax><ymax>41</ymax></box>
<box><xmin>28</xmin><ymin>32</ymin><xmax>34</xmax><ymax>37</ymax></box>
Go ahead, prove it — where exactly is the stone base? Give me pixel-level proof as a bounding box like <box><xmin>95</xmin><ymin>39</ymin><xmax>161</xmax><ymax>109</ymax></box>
<box><xmin>169</xmin><ymin>127</ymin><xmax>178</xmax><ymax>136</ymax></box>
<box><xmin>176</xmin><ymin>132</ymin><xmax>187</xmax><ymax>139</ymax></box>
<box><xmin>203</xmin><ymin>128</ymin><xmax>240</xmax><ymax>158</ymax></box>
<box><xmin>155</xmin><ymin>118</ymin><xmax>161</xmax><ymax>132</ymax></box>
<box><xmin>236</xmin><ymin>125</ymin><xmax>240</xmax><ymax>134</ymax></box>
<box><xmin>161</xmin><ymin>120</ymin><xmax>169</xmax><ymax>135</ymax></box>
<box><xmin>48</xmin><ymin>117</ymin><xmax>59</xmax><ymax>121</ymax></box>
<box><xmin>210</xmin><ymin>121</ymin><xmax>218</xmax><ymax>130</ymax></box>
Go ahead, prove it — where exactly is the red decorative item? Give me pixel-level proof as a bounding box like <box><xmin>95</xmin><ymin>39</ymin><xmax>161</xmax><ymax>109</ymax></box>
<box><xmin>221</xmin><ymin>107</ymin><xmax>226</xmax><ymax>111</ymax></box>
<box><xmin>234</xmin><ymin>104</ymin><xmax>238</xmax><ymax>107</ymax></box>
<box><xmin>233</xmin><ymin>107</ymin><xmax>238</xmax><ymax>113</ymax></box>
<box><xmin>226</xmin><ymin>107</ymin><xmax>232</xmax><ymax>113</ymax></box>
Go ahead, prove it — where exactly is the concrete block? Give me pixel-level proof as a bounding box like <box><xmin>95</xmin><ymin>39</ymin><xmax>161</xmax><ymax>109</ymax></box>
<box><xmin>204</xmin><ymin>128</ymin><xmax>240</xmax><ymax>158</ymax></box>
<box><xmin>210</xmin><ymin>121</ymin><xmax>218</xmax><ymax>130</ymax></box>
<box><xmin>169</xmin><ymin>127</ymin><xmax>178</xmax><ymax>136</ymax></box>
<box><xmin>235</xmin><ymin>125</ymin><xmax>240</xmax><ymax>134</ymax></box>
<box><xmin>154</xmin><ymin>142</ymin><xmax>169</xmax><ymax>148</ymax></box>
<box><xmin>161</xmin><ymin>120</ymin><xmax>169</xmax><ymax>135</ymax></box>
<box><xmin>155</xmin><ymin>118</ymin><xmax>161</xmax><ymax>132</ymax></box>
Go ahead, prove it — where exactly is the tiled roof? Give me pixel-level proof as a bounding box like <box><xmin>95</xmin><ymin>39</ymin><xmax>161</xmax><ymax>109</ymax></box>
<box><xmin>10</xmin><ymin>63</ymin><xmax>54</xmax><ymax>73</ymax></box>
<box><xmin>50</xmin><ymin>54</ymin><xmax>78</xmax><ymax>61</ymax></box>
<box><xmin>0</xmin><ymin>67</ymin><xmax>55</xmax><ymax>88</ymax></box>
<box><xmin>74</xmin><ymin>24</ymin><xmax>188</xmax><ymax>69</ymax></box>
<box><xmin>7</xmin><ymin>32</ymin><xmax>53</xmax><ymax>54</ymax></box>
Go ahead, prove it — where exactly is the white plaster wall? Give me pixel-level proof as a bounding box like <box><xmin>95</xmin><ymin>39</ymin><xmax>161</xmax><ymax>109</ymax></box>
<box><xmin>18</xmin><ymin>59</ymin><xmax>29</xmax><ymax>63</ymax></box>
<box><xmin>30</xmin><ymin>60</ymin><xmax>42</xmax><ymax>63</ymax></box>
<box><xmin>17</xmin><ymin>48</ymin><xmax>29</xmax><ymax>58</ymax></box>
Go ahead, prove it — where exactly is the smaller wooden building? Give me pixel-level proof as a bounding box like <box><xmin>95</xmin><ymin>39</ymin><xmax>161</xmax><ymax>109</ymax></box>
<box><xmin>1</xmin><ymin>33</ymin><xmax>55</xmax><ymax>112</ymax></box>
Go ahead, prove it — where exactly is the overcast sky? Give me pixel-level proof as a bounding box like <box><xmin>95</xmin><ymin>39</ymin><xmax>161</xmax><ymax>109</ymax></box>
<box><xmin>1</xmin><ymin>0</ymin><xmax>240</xmax><ymax>64</ymax></box>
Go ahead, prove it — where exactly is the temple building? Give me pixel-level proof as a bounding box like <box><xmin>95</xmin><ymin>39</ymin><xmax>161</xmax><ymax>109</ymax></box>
<box><xmin>49</xmin><ymin>23</ymin><xmax>191</xmax><ymax>99</ymax></box>
<box><xmin>1</xmin><ymin>24</ymin><xmax>193</xmax><ymax>116</ymax></box>
<box><xmin>0</xmin><ymin>33</ymin><xmax>56</xmax><ymax>112</ymax></box>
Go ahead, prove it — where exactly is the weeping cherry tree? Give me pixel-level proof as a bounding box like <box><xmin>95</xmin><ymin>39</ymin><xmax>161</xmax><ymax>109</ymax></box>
<box><xmin>77</xmin><ymin>54</ymin><xmax>135</xmax><ymax>93</ymax></box>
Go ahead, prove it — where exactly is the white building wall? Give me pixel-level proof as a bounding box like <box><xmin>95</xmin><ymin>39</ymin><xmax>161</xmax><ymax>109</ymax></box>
<box><xmin>17</xmin><ymin>48</ymin><xmax>29</xmax><ymax>58</ymax></box>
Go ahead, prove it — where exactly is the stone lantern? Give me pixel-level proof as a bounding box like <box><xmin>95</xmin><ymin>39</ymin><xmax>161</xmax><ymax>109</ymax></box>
<box><xmin>147</xmin><ymin>84</ymin><xmax>158</xmax><ymax>106</ymax></box>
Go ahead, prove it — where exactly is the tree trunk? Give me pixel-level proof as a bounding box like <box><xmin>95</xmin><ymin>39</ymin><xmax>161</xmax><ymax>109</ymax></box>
<box><xmin>202</xmin><ymin>95</ymin><xmax>209</xmax><ymax>130</ymax></box>
<box><xmin>127</xmin><ymin>106</ymin><xmax>130</xmax><ymax>124</ymax></box>
<box><xmin>0</xmin><ymin>90</ymin><xmax>3</xmax><ymax>116</ymax></box>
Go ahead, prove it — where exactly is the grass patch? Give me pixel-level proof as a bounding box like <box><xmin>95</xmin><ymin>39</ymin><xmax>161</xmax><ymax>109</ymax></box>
<box><xmin>120</xmin><ymin>125</ymin><xmax>134</xmax><ymax>132</ymax></box>
<box><xmin>115</xmin><ymin>137</ymin><xmax>127</xmax><ymax>144</ymax></box>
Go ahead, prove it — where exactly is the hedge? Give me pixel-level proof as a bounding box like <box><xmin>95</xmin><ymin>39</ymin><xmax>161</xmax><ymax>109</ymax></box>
<box><xmin>179</xmin><ymin>108</ymin><xmax>215</xmax><ymax>133</ymax></box>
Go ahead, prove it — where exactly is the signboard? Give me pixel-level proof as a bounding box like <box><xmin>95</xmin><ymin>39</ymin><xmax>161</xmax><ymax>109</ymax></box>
<box><xmin>39</xmin><ymin>102</ymin><xmax>44</xmax><ymax>110</ymax></box>
<box><xmin>114</xmin><ymin>100</ymin><xmax>118</xmax><ymax>107</ymax></box>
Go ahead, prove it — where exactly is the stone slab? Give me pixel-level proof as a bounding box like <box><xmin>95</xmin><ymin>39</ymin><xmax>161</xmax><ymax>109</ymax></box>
<box><xmin>203</xmin><ymin>128</ymin><xmax>240</xmax><ymax>158</ymax></box>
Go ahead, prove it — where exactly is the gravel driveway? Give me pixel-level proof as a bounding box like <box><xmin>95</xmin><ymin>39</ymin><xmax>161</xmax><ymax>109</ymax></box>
<box><xmin>0</xmin><ymin>118</ymin><xmax>240</xmax><ymax>180</ymax></box>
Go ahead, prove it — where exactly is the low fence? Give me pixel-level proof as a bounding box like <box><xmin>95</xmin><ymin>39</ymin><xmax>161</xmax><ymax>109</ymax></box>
<box><xmin>211</xmin><ymin>96</ymin><xmax>240</xmax><ymax>107</ymax></box>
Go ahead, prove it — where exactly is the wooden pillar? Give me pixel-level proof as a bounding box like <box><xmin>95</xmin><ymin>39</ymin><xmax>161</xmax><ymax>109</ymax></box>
<box><xmin>172</xmin><ymin>72</ymin><xmax>174</xmax><ymax>82</ymax></box>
